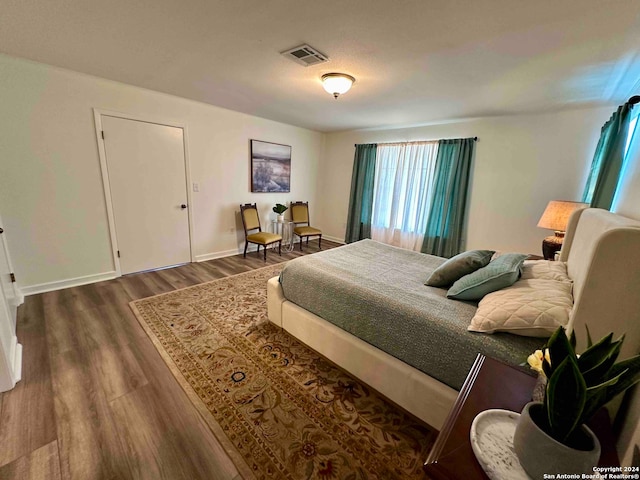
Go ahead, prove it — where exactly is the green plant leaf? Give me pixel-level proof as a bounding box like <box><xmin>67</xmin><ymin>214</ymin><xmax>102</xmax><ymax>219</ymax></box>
<box><xmin>546</xmin><ymin>355</ymin><xmax>587</xmax><ymax>443</ymax></box>
<box><xmin>272</xmin><ymin>203</ymin><xmax>288</xmax><ymax>214</ymax></box>
<box><xmin>581</xmin><ymin>340</ymin><xmax>623</xmax><ymax>386</ymax></box>
<box><xmin>582</xmin><ymin>367</ymin><xmax>627</xmax><ymax>423</ymax></box>
<box><xmin>582</xmin><ymin>388</ymin><xmax>608</xmax><ymax>424</ymax></box>
<box><xmin>578</xmin><ymin>332</ymin><xmax>614</xmax><ymax>372</ymax></box>
<box><xmin>585</xmin><ymin>325</ymin><xmax>593</xmax><ymax>348</ymax></box>
<box><xmin>582</xmin><ymin>355</ymin><xmax>640</xmax><ymax>420</ymax></box>
<box><xmin>547</xmin><ymin>327</ymin><xmax>573</xmax><ymax>377</ymax></box>
<box><xmin>600</xmin><ymin>357</ymin><xmax>640</xmax><ymax>401</ymax></box>
<box><xmin>542</xmin><ymin>357</ymin><xmax>552</xmax><ymax>378</ymax></box>
<box><xmin>539</xmin><ymin>326</ymin><xmax>640</xmax><ymax>437</ymax></box>
<box><xmin>538</xmin><ymin>402</ymin><xmax>552</xmax><ymax>433</ymax></box>
<box><xmin>585</xmin><ymin>369</ymin><xmax>624</xmax><ymax>391</ymax></box>
<box><xmin>611</xmin><ymin>355</ymin><xmax>640</xmax><ymax>375</ymax></box>
<box><xmin>608</xmin><ymin>355</ymin><xmax>640</xmax><ymax>378</ymax></box>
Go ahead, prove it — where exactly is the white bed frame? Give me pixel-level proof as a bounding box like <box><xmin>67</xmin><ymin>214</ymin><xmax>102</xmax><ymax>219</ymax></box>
<box><xmin>267</xmin><ymin>208</ymin><xmax>640</xmax><ymax>430</ymax></box>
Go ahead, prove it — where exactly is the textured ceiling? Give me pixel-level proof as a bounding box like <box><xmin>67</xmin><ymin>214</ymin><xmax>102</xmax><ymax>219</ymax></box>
<box><xmin>1</xmin><ymin>0</ymin><xmax>639</xmax><ymax>132</ymax></box>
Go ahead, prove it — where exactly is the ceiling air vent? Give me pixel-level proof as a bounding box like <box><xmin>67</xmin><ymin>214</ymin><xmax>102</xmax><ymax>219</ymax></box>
<box><xmin>281</xmin><ymin>44</ymin><xmax>329</xmax><ymax>67</ymax></box>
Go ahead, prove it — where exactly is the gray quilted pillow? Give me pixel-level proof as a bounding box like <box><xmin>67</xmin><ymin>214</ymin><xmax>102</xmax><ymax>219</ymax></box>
<box><xmin>521</xmin><ymin>260</ymin><xmax>571</xmax><ymax>283</ymax></box>
<box><xmin>468</xmin><ymin>279</ymin><xmax>573</xmax><ymax>337</ymax></box>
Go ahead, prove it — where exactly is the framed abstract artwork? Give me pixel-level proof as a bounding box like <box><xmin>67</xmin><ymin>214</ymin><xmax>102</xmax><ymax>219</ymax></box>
<box><xmin>250</xmin><ymin>139</ymin><xmax>291</xmax><ymax>192</ymax></box>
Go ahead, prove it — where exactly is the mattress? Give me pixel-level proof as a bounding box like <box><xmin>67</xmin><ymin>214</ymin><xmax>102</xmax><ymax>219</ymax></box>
<box><xmin>279</xmin><ymin>239</ymin><xmax>541</xmax><ymax>389</ymax></box>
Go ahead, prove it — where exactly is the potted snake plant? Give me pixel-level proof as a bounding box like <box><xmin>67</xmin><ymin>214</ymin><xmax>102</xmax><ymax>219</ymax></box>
<box><xmin>514</xmin><ymin>326</ymin><xmax>640</xmax><ymax>478</ymax></box>
<box><xmin>273</xmin><ymin>203</ymin><xmax>287</xmax><ymax>223</ymax></box>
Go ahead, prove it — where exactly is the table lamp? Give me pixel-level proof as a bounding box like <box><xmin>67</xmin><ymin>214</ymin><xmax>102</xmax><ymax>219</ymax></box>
<box><xmin>537</xmin><ymin>200</ymin><xmax>588</xmax><ymax>260</ymax></box>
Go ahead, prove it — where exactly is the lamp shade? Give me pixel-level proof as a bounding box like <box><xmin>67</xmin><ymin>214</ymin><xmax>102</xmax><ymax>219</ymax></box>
<box><xmin>537</xmin><ymin>200</ymin><xmax>588</xmax><ymax>232</ymax></box>
<box><xmin>321</xmin><ymin>73</ymin><xmax>355</xmax><ymax>99</ymax></box>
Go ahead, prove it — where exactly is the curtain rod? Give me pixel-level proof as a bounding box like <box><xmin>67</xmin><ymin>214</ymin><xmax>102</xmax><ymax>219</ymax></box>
<box><xmin>354</xmin><ymin>137</ymin><xmax>478</xmax><ymax>147</ymax></box>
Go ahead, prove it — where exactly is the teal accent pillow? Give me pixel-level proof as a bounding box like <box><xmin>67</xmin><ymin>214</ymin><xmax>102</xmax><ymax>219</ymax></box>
<box><xmin>447</xmin><ymin>253</ymin><xmax>528</xmax><ymax>301</ymax></box>
<box><xmin>425</xmin><ymin>250</ymin><xmax>495</xmax><ymax>287</ymax></box>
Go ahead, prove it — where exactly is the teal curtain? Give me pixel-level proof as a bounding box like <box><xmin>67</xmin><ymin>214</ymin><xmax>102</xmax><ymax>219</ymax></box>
<box><xmin>421</xmin><ymin>138</ymin><xmax>475</xmax><ymax>258</ymax></box>
<box><xmin>345</xmin><ymin>144</ymin><xmax>377</xmax><ymax>243</ymax></box>
<box><xmin>582</xmin><ymin>103</ymin><xmax>633</xmax><ymax>209</ymax></box>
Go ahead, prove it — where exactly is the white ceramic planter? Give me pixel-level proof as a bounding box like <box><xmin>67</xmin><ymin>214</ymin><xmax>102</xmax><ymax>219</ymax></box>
<box><xmin>513</xmin><ymin>402</ymin><xmax>600</xmax><ymax>479</ymax></box>
<box><xmin>276</xmin><ymin>214</ymin><xmax>284</xmax><ymax>223</ymax></box>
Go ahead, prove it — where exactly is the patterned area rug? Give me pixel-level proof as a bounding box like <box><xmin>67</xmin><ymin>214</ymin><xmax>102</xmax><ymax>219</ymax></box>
<box><xmin>130</xmin><ymin>264</ymin><xmax>435</xmax><ymax>480</ymax></box>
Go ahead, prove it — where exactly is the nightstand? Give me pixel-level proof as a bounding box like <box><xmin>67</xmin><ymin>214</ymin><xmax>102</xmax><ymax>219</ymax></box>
<box><xmin>423</xmin><ymin>355</ymin><xmax>619</xmax><ymax>480</ymax></box>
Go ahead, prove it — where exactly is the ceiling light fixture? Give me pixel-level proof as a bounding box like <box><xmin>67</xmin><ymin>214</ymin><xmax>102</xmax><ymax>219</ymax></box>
<box><xmin>321</xmin><ymin>73</ymin><xmax>356</xmax><ymax>99</ymax></box>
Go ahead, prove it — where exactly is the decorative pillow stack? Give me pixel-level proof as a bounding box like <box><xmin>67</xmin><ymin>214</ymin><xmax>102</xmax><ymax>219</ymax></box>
<box><xmin>425</xmin><ymin>250</ymin><xmax>495</xmax><ymax>287</ymax></box>
<box><xmin>426</xmin><ymin>250</ymin><xmax>528</xmax><ymax>301</ymax></box>
<box><xmin>468</xmin><ymin>260</ymin><xmax>573</xmax><ymax>337</ymax></box>
<box><xmin>446</xmin><ymin>253</ymin><xmax>529</xmax><ymax>301</ymax></box>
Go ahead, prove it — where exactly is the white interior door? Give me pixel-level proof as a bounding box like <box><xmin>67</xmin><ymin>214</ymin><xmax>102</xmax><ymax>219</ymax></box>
<box><xmin>0</xmin><ymin>223</ymin><xmax>22</xmax><ymax>392</ymax></box>
<box><xmin>102</xmin><ymin>115</ymin><xmax>191</xmax><ymax>275</ymax></box>
<box><xmin>0</xmin><ymin>226</ymin><xmax>18</xmax><ymax>330</ymax></box>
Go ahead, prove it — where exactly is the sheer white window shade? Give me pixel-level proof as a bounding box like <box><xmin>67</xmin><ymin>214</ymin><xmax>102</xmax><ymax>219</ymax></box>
<box><xmin>371</xmin><ymin>141</ymin><xmax>439</xmax><ymax>251</ymax></box>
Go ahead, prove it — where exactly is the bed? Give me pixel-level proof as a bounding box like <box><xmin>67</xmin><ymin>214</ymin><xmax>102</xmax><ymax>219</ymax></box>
<box><xmin>267</xmin><ymin>208</ymin><xmax>640</xmax><ymax>429</ymax></box>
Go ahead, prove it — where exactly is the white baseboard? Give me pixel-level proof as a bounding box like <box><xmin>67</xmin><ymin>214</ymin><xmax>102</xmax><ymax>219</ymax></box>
<box><xmin>323</xmin><ymin>235</ymin><xmax>346</xmax><ymax>244</ymax></box>
<box><xmin>194</xmin><ymin>248</ymin><xmax>240</xmax><ymax>263</ymax></box>
<box><xmin>195</xmin><ymin>244</ymin><xmax>284</xmax><ymax>262</ymax></box>
<box><xmin>20</xmin><ymin>239</ymin><xmax>346</xmax><ymax>295</ymax></box>
<box><xmin>10</xmin><ymin>294</ymin><xmax>24</xmax><ymax>308</ymax></box>
<box><xmin>196</xmin><ymin>238</ymin><xmax>345</xmax><ymax>263</ymax></box>
<box><xmin>20</xmin><ymin>270</ymin><xmax>118</xmax><ymax>295</ymax></box>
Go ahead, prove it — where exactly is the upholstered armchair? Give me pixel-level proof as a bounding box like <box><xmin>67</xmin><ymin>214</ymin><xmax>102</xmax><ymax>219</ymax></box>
<box><xmin>240</xmin><ymin>203</ymin><xmax>282</xmax><ymax>260</ymax></box>
<box><xmin>290</xmin><ymin>201</ymin><xmax>322</xmax><ymax>251</ymax></box>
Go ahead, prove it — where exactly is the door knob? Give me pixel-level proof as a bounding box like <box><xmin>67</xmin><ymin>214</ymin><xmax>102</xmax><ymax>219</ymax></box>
<box><xmin>181</xmin><ymin>204</ymin><xmax>187</xmax><ymax>209</ymax></box>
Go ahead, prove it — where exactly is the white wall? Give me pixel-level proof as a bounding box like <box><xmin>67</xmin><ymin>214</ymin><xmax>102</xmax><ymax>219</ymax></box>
<box><xmin>318</xmin><ymin>107</ymin><xmax>615</xmax><ymax>254</ymax></box>
<box><xmin>0</xmin><ymin>54</ymin><xmax>323</xmax><ymax>291</ymax></box>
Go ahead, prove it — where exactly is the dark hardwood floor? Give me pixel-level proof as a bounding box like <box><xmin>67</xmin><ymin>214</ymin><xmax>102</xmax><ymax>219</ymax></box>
<box><xmin>0</xmin><ymin>240</ymin><xmax>337</xmax><ymax>480</ymax></box>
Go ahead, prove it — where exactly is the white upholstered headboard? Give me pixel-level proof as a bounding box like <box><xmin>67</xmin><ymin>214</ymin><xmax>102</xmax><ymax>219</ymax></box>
<box><xmin>560</xmin><ymin>208</ymin><xmax>640</xmax><ymax>360</ymax></box>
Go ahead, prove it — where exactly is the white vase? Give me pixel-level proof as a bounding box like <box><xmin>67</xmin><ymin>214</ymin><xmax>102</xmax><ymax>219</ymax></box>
<box><xmin>513</xmin><ymin>402</ymin><xmax>600</xmax><ymax>479</ymax></box>
<box><xmin>276</xmin><ymin>214</ymin><xmax>284</xmax><ymax>223</ymax></box>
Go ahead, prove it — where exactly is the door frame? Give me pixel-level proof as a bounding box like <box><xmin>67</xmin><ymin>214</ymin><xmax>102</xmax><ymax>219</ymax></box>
<box><xmin>93</xmin><ymin>108</ymin><xmax>195</xmax><ymax>276</ymax></box>
<box><xmin>0</xmin><ymin>215</ymin><xmax>23</xmax><ymax>312</ymax></box>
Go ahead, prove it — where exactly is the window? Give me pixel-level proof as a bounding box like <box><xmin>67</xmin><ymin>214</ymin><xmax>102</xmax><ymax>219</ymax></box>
<box><xmin>371</xmin><ymin>142</ymin><xmax>439</xmax><ymax>251</ymax></box>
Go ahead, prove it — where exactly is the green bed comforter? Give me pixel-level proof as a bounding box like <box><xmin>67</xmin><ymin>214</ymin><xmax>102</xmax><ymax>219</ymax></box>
<box><xmin>279</xmin><ymin>239</ymin><xmax>541</xmax><ymax>390</ymax></box>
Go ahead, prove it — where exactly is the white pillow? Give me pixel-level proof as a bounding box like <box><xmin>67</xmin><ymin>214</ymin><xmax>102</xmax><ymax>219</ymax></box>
<box><xmin>521</xmin><ymin>260</ymin><xmax>571</xmax><ymax>283</ymax></box>
<box><xmin>468</xmin><ymin>279</ymin><xmax>573</xmax><ymax>337</ymax></box>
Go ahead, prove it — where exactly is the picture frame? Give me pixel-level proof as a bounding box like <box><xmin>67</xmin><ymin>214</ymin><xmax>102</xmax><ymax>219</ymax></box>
<box><xmin>250</xmin><ymin>139</ymin><xmax>291</xmax><ymax>193</ymax></box>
